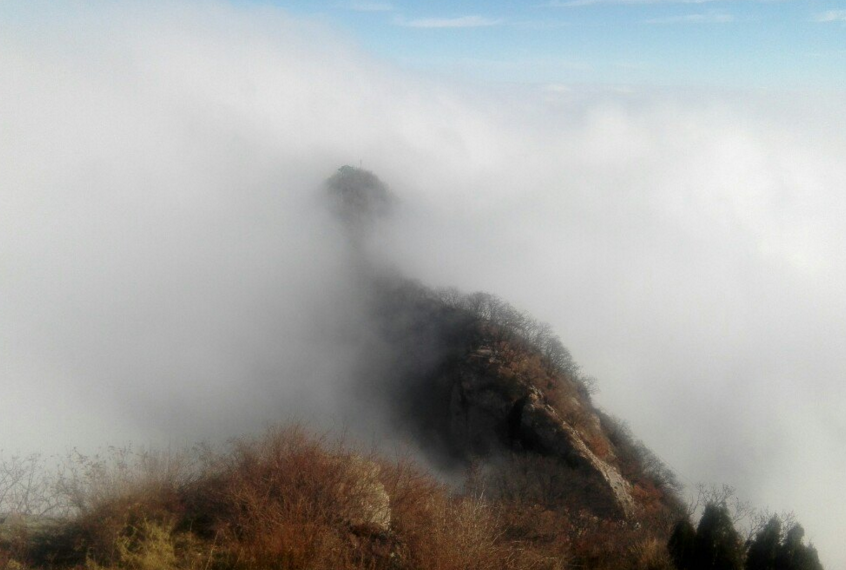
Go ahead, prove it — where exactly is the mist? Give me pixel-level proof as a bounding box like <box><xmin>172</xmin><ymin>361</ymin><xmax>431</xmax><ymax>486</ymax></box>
<box><xmin>2</xmin><ymin>1</ymin><xmax>845</xmax><ymax>566</ymax></box>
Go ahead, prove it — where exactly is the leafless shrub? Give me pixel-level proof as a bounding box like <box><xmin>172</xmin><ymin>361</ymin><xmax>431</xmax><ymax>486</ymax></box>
<box><xmin>0</xmin><ymin>454</ymin><xmax>67</xmax><ymax>518</ymax></box>
<box><xmin>686</xmin><ymin>484</ymin><xmax>797</xmax><ymax>544</ymax></box>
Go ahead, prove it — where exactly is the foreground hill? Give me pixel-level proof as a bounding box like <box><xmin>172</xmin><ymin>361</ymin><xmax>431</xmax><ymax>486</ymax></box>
<box><xmin>0</xmin><ymin>424</ymin><xmax>679</xmax><ymax>570</ymax></box>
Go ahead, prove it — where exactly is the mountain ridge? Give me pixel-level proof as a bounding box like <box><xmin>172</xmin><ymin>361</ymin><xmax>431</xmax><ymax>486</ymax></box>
<box><xmin>327</xmin><ymin>165</ymin><xmax>682</xmax><ymax>523</ymax></box>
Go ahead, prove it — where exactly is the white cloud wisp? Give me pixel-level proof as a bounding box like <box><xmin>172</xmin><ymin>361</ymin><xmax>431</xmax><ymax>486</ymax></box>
<box><xmin>394</xmin><ymin>15</ymin><xmax>504</xmax><ymax>28</ymax></box>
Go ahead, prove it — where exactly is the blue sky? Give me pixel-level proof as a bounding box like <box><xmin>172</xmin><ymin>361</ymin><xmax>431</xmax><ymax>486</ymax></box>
<box><xmin>251</xmin><ymin>0</ymin><xmax>846</xmax><ymax>88</ymax></box>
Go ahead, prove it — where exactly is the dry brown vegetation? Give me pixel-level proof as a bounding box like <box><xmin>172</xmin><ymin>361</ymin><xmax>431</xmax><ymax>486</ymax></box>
<box><xmin>0</xmin><ymin>424</ymin><xmax>681</xmax><ymax>570</ymax></box>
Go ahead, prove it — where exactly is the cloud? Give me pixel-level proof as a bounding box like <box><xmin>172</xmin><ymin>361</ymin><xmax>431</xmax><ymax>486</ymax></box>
<box><xmin>511</xmin><ymin>19</ymin><xmax>573</xmax><ymax>29</ymax></box>
<box><xmin>613</xmin><ymin>60</ymin><xmax>652</xmax><ymax>69</ymax></box>
<box><xmin>444</xmin><ymin>55</ymin><xmax>590</xmax><ymax>72</ymax></box>
<box><xmin>545</xmin><ymin>83</ymin><xmax>575</xmax><ymax>93</ymax></box>
<box><xmin>805</xmin><ymin>49</ymin><xmax>846</xmax><ymax>58</ymax></box>
<box><xmin>813</xmin><ymin>10</ymin><xmax>846</xmax><ymax>22</ymax></box>
<box><xmin>394</xmin><ymin>15</ymin><xmax>504</xmax><ymax>28</ymax></box>
<box><xmin>2</xmin><ymin>2</ymin><xmax>846</xmax><ymax>568</ymax></box>
<box><xmin>644</xmin><ymin>12</ymin><xmax>734</xmax><ymax>23</ymax></box>
<box><xmin>345</xmin><ymin>1</ymin><xmax>394</xmax><ymax>12</ymax></box>
<box><xmin>541</xmin><ymin>0</ymin><xmax>716</xmax><ymax>7</ymax></box>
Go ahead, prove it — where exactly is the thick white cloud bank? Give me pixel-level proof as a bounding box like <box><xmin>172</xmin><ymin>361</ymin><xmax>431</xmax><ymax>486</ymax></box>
<box><xmin>2</xmin><ymin>2</ymin><xmax>845</xmax><ymax>566</ymax></box>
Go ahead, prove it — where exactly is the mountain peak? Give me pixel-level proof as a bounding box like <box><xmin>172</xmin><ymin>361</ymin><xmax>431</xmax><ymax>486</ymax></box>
<box><xmin>325</xmin><ymin>165</ymin><xmax>394</xmax><ymax>240</ymax></box>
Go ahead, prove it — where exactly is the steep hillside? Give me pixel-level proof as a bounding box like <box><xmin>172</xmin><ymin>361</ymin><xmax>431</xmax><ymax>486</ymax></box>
<box><xmin>326</xmin><ymin>166</ymin><xmax>683</xmax><ymax>524</ymax></box>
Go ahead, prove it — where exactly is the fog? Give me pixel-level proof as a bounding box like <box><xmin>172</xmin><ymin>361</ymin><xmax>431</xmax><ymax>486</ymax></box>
<box><xmin>2</xmin><ymin>2</ymin><xmax>845</xmax><ymax>566</ymax></box>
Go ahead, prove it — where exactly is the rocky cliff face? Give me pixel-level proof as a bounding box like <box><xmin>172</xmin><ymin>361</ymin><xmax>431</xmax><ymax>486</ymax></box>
<box><xmin>449</xmin><ymin>352</ymin><xmax>635</xmax><ymax>518</ymax></box>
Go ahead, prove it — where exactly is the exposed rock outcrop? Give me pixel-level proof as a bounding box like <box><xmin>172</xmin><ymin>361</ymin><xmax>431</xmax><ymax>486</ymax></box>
<box><xmin>449</xmin><ymin>352</ymin><xmax>636</xmax><ymax>519</ymax></box>
<box><xmin>339</xmin><ymin>456</ymin><xmax>391</xmax><ymax>530</ymax></box>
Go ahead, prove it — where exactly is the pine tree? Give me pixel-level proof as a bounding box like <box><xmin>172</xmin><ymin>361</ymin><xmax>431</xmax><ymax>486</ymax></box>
<box><xmin>746</xmin><ymin>517</ymin><xmax>781</xmax><ymax>570</ymax></box>
<box><xmin>669</xmin><ymin>519</ymin><xmax>698</xmax><ymax>570</ymax></box>
<box><xmin>775</xmin><ymin>525</ymin><xmax>824</xmax><ymax>570</ymax></box>
<box><xmin>796</xmin><ymin>544</ymin><xmax>824</xmax><ymax>570</ymax></box>
<box><xmin>693</xmin><ymin>503</ymin><xmax>743</xmax><ymax>570</ymax></box>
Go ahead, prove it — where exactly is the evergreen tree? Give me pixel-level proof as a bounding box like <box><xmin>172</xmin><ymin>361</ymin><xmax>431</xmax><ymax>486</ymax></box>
<box><xmin>746</xmin><ymin>517</ymin><xmax>782</xmax><ymax>570</ymax></box>
<box><xmin>775</xmin><ymin>525</ymin><xmax>824</xmax><ymax>570</ymax></box>
<box><xmin>693</xmin><ymin>503</ymin><xmax>743</xmax><ymax>570</ymax></box>
<box><xmin>669</xmin><ymin>519</ymin><xmax>698</xmax><ymax>570</ymax></box>
<box><xmin>796</xmin><ymin>544</ymin><xmax>824</xmax><ymax>570</ymax></box>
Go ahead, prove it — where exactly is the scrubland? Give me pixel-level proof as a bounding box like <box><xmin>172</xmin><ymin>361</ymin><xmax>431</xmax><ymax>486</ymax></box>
<box><xmin>0</xmin><ymin>424</ymin><xmax>677</xmax><ymax>570</ymax></box>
